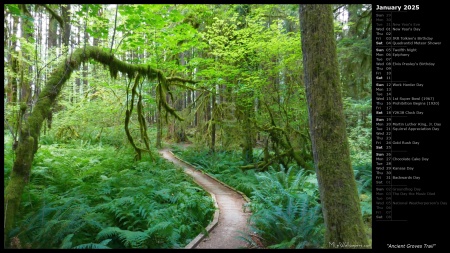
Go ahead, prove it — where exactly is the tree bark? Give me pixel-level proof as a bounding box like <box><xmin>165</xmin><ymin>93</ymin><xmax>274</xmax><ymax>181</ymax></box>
<box><xmin>299</xmin><ymin>4</ymin><xmax>368</xmax><ymax>248</ymax></box>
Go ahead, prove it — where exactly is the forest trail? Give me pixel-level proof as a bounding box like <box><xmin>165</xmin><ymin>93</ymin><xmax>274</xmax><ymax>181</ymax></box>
<box><xmin>159</xmin><ymin>148</ymin><xmax>252</xmax><ymax>249</ymax></box>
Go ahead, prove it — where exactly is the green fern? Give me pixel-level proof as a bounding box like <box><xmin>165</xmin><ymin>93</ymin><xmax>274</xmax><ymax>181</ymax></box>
<box><xmin>97</xmin><ymin>227</ymin><xmax>149</xmax><ymax>248</ymax></box>
<box><xmin>354</xmin><ymin>163</ymin><xmax>372</xmax><ymax>193</ymax></box>
<box><xmin>11</xmin><ymin>141</ymin><xmax>215</xmax><ymax>249</ymax></box>
<box><xmin>60</xmin><ymin>234</ymin><xmax>74</xmax><ymax>249</ymax></box>
<box><xmin>73</xmin><ymin>239</ymin><xmax>112</xmax><ymax>249</ymax></box>
<box><xmin>10</xmin><ymin>197</ymin><xmax>91</xmax><ymax>248</ymax></box>
<box><xmin>249</xmin><ymin>166</ymin><xmax>324</xmax><ymax>249</ymax></box>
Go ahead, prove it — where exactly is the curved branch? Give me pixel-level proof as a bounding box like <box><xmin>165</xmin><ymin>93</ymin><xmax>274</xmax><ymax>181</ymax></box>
<box><xmin>167</xmin><ymin>76</ymin><xmax>199</xmax><ymax>85</ymax></box>
<box><xmin>124</xmin><ymin>74</ymin><xmax>142</xmax><ymax>160</ymax></box>
<box><xmin>38</xmin><ymin>4</ymin><xmax>64</xmax><ymax>28</ymax></box>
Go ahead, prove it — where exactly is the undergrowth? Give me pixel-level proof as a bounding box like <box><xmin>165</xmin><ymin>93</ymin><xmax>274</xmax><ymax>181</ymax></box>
<box><xmin>246</xmin><ymin>166</ymin><xmax>324</xmax><ymax>249</ymax></box>
<box><xmin>4</xmin><ymin>138</ymin><xmax>215</xmax><ymax>249</ymax></box>
<box><xmin>172</xmin><ymin>144</ymin><xmax>372</xmax><ymax>249</ymax></box>
<box><xmin>171</xmin><ymin>146</ymin><xmax>259</xmax><ymax>197</ymax></box>
<box><xmin>172</xmin><ymin>146</ymin><xmax>324</xmax><ymax>248</ymax></box>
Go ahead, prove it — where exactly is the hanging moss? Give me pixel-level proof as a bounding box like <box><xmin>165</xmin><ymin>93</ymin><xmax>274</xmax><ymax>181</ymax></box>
<box><xmin>125</xmin><ymin>74</ymin><xmax>153</xmax><ymax>160</ymax></box>
<box><xmin>137</xmin><ymin>93</ymin><xmax>152</xmax><ymax>159</ymax></box>
<box><xmin>251</xmin><ymin>102</ymin><xmax>314</xmax><ymax>171</ymax></box>
<box><xmin>156</xmin><ymin>76</ymin><xmax>184</xmax><ymax>122</ymax></box>
<box><xmin>124</xmin><ymin>109</ymin><xmax>141</xmax><ymax>161</ymax></box>
<box><xmin>4</xmin><ymin>45</ymin><xmax>197</xmax><ymax>245</ymax></box>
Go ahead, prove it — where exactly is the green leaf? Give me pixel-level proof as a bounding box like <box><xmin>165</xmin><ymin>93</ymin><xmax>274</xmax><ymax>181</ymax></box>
<box><xmin>60</xmin><ymin>233</ymin><xmax>74</xmax><ymax>249</ymax></box>
<box><xmin>5</xmin><ymin>4</ymin><xmax>21</xmax><ymax>16</ymax></box>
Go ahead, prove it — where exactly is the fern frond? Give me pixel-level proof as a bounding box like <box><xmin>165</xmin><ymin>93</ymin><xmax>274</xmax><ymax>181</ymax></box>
<box><xmin>60</xmin><ymin>233</ymin><xmax>74</xmax><ymax>249</ymax></box>
<box><xmin>249</xmin><ymin>167</ymin><xmax>324</xmax><ymax>249</ymax></box>
<box><xmin>73</xmin><ymin>243</ymin><xmax>111</xmax><ymax>249</ymax></box>
<box><xmin>96</xmin><ymin>227</ymin><xmax>122</xmax><ymax>241</ymax></box>
<box><xmin>146</xmin><ymin>221</ymin><xmax>173</xmax><ymax>237</ymax></box>
<box><xmin>96</xmin><ymin>227</ymin><xmax>149</xmax><ymax>248</ymax></box>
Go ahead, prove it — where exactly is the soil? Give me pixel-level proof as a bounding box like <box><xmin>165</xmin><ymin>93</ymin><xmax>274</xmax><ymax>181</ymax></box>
<box><xmin>159</xmin><ymin>147</ymin><xmax>252</xmax><ymax>249</ymax></box>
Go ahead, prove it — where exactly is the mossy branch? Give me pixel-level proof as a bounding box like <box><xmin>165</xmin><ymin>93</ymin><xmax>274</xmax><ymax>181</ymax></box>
<box><xmin>253</xmin><ymin>102</ymin><xmax>314</xmax><ymax>171</ymax></box>
<box><xmin>136</xmin><ymin>78</ymin><xmax>153</xmax><ymax>160</ymax></box>
<box><xmin>125</xmin><ymin>74</ymin><xmax>145</xmax><ymax>161</ymax></box>
<box><xmin>239</xmin><ymin>150</ymin><xmax>290</xmax><ymax>171</ymax></box>
<box><xmin>4</xmin><ymin>45</ymin><xmax>196</xmax><ymax>243</ymax></box>
<box><xmin>167</xmin><ymin>76</ymin><xmax>199</xmax><ymax>86</ymax></box>
<box><xmin>38</xmin><ymin>4</ymin><xmax>64</xmax><ymax>28</ymax></box>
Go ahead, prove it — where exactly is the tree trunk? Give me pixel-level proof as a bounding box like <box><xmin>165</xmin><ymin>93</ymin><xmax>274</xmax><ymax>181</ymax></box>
<box><xmin>241</xmin><ymin>107</ymin><xmax>253</xmax><ymax>165</ymax></box>
<box><xmin>166</xmin><ymin>93</ymin><xmax>174</xmax><ymax>140</ymax></box>
<box><xmin>156</xmin><ymin>102</ymin><xmax>162</xmax><ymax>148</ymax></box>
<box><xmin>6</xmin><ymin>15</ymin><xmax>19</xmax><ymax>103</ymax></box>
<box><xmin>8</xmin><ymin>55</ymin><xmax>19</xmax><ymax>104</ymax></box>
<box><xmin>18</xmin><ymin>5</ymin><xmax>33</xmax><ymax>110</ymax></box>
<box><xmin>48</xmin><ymin>15</ymin><xmax>58</xmax><ymax>48</ymax></box>
<box><xmin>82</xmin><ymin>62</ymin><xmax>88</xmax><ymax>96</ymax></box>
<box><xmin>194</xmin><ymin>90</ymin><xmax>199</xmax><ymax>127</ymax></box>
<box><xmin>299</xmin><ymin>4</ymin><xmax>368</xmax><ymax>248</ymax></box>
<box><xmin>60</xmin><ymin>4</ymin><xmax>70</xmax><ymax>48</ymax></box>
<box><xmin>210</xmin><ymin>87</ymin><xmax>216</xmax><ymax>152</ymax></box>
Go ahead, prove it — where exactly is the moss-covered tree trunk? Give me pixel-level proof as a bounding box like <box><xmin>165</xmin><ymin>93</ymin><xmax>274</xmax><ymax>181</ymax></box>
<box><xmin>210</xmin><ymin>86</ymin><xmax>216</xmax><ymax>153</ymax></box>
<box><xmin>241</xmin><ymin>107</ymin><xmax>254</xmax><ymax>165</ymax></box>
<box><xmin>299</xmin><ymin>5</ymin><xmax>369</xmax><ymax>248</ymax></box>
<box><xmin>3</xmin><ymin>45</ymin><xmax>193</xmax><ymax>246</ymax></box>
<box><xmin>156</xmin><ymin>102</ymin><xmax>163</xmax><ymax>148</ymax></box>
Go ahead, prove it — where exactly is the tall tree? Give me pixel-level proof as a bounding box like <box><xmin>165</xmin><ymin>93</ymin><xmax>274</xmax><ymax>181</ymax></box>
<box><xmin>18</xmin><ymin>4</ymin><xmax>33</xmax><ymax>108</ymax></box>
<box><xmin>336</xmin><ymin>4</ymin><xmax>372</xmax><ymax>100</ymax></box>
<box><xmin>60</xmin><ymin>4</ymin><xmax>71</xmax><ymax>48</ymax></box>
<box><xmin>5</xmin><ymin>11</ymin><xmax>19</xmax><ymax>103</ymax></box>
<box><xmin>299</xmin><ymin>4</ymin><xmax>368</xmax><ymax>248</ymax></box>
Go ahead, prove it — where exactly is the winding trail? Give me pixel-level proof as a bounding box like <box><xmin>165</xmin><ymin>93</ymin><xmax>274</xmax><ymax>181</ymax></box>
<box><xmin>159</xmin><ymin>148</ymin><xmax>251</xmax><ymax>249</ymax></box>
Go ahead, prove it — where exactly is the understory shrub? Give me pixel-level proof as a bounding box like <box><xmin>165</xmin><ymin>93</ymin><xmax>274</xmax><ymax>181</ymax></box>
<box><xmin>6</xmin><ymin>141</ymin><xmax>215</xmax><ymax>249</ymax></box>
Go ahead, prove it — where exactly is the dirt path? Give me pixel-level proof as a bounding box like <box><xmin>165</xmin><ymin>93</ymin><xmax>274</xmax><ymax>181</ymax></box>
<box><xmin>159</xmin><ymin>148</ymin><xmax>252</xmax><ymax>249</ymax></box>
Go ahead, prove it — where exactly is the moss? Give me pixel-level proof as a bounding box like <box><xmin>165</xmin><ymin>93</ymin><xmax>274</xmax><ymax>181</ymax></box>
<box><xmin>127</xmin><ymin>68</ymin><xmax>136</xmax><ymax>80</ymax></box>
<box><xmin>4</xmin><ymin>174</ymin><xmax>27</xmax><ymax>243</ymax></box>
<box><xmin>4</xmin><ymin>136</ymin><xmax>34</xmax><ymax>244</ymax></box>
<box><xmin>292</xmin><ymin>150</ymin><xmax>313</xmax><ymax>171</ymax></box>
<box><xmin>124</xmin><ymin>109</ymin><xmax>141</xmax><ymax>161</ymax></box>
<box><xmin>300</xmin><ymin>4</ymin><xmax>368</xmax><ymax>247</ymax></box>
<box><xmin>156</xmin><ymin>77</ymin><xmax>184</xmax><ymax>122</ymax></box>
<box><xmin>12</xmin><ymin>136</ymin><xmax>34</xmax><ymax>177</ymax></box>
<box><xmin>19</xmin><ymin>102</ymin><xmax>27</xmax><ymax>112</ymax></box>
<box><xmin>137</xmin><ymin>94</ymin><xmax>153</xmax><ymax>160</ymax></box>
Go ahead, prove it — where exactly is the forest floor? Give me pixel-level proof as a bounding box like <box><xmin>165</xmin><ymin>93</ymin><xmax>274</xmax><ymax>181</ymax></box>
<box><xmin>159</xmin><ymin>146</ymin><xmax>253</xmax><ymax>249</ymax></box>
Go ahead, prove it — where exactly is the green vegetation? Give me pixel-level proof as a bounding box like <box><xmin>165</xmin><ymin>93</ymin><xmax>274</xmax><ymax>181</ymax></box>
<box><xmin>4</xmin><ymin>133</ymin><xmax>215</xmax><ymax>249</ymax></box>
<box><xmin>249</xmin><ymin>167</ymin><xmax>324</xmax><ymax>249</ymax></box>
<box><xmin>173</xmin><ymin>137</ymin><xmax>371</xmax><ymax>248</ymax></box>
<box><xmin>4</xmin><ymin>4</ymin><xmax>371</xmax><ymax>249</ymax></box>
